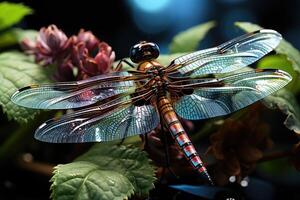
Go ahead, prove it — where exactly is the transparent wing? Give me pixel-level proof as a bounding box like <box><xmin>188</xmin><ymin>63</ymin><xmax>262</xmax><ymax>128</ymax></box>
<box><xmin>34</xmin><ymin>90</ymin><xmax>159</xmax><ymax>143</ymax></box>
<box><xmin>11</xmin><ymin>71</ymin><xmax>149</xmax><ymax>109</ymax></box>
<box><xmin>172</xmin><ymin>69</ymin><xmax>291</xmax><ymax>120</ymax></box>
<box><xmin>165</xmin><ymin>29</ymin><xmax>282</xmax><ymax>77</ymax></box>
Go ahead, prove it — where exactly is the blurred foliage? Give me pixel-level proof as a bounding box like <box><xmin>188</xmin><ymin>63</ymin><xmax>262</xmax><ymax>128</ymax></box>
<box><xmin>0</xmin><ymin>2</ymin><xmax>35</xmax><ymax>48</ymax></box>
<box><xmin>235</xmin><ymin>22</ymin><xmax>300</xmax><ymax>83</ymax></box>
<box><xmin>169</xmin><ymin>21</ymin><xmax>216</xmax><ymax>53</ymax></box>
<box><xmin>257</xmin><ymin>157</ymin><xmax>300</xmax><ymax>186</ymax></box>
<box><xmin>258</xmin><ymin>158</ymin><xmax>291</xmax><ymax>176</ymax></box>
<box><xmin>263</xmin><ymin>89</ymin><xmax>300</xmax><ymax>134</ymax></box>
<box><xmin>258</xmin><ymin>55</ymin><xmax>300</xmax><ymax>93</ymax></box>
<box><xmin>0</xmin><ymin>28</ymin><xmax>38</xmax><ymax>49</ymax></box>
<box><xmin>0</xmin><ymin>2</ymin><xmax>32</xmax><ymax>30</ymax></box>
<box><xmin>236</xmin><ymin>21</ymin><xmax>300</xmax><ymax>135</ymax></box>
<box><xmin>114</xmin><ymin>21</ymin><xmax>216</xmax><ymax>69</ymax></box>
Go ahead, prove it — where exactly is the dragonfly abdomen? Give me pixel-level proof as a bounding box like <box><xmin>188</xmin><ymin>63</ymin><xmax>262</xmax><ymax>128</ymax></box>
<box><xmin>157</xmin><ymin>95</ymin><xmax>213</xmax><ymax>184</ymax></box>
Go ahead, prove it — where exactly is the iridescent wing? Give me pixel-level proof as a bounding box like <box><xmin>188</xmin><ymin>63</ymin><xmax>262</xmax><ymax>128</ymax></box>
<box><xmin>11</xmin><ymin>71</ymin><xmax>150</xmax><ymax>109</ymax></box>
<box><xmin>165</xmin><ymin>29</ymin><xmax>282</xmax><ymax>77</ymax></box>
<box><xmin>168</xmin><ymin>69</ymin><xmax>291</xmax><ymax>120</ymax></box>
<box><xmin>34</xmin><ymin>88</ymin><xmax>160</xmax><ymax>143</ymax></box>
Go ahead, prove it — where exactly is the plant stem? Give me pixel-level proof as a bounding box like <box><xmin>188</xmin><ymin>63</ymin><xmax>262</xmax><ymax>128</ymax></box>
<box><xmin>0</xmin><ymin>123</ymin><xmax>33</xmax><ymax>161</ymax></box>
<box><xmin>0</xmin><ymin>112</ymin><xmax>52</xmax><ymax>163</ymax></box>
<box><xmin>259</xmin><ymin>149</ymin><xmax>293</xmax><ymax>163</ymax></box>
<box><xmin>16</xmin><ymin>155</ymin><xmax>54</xmax><ymax>176</ymax></box>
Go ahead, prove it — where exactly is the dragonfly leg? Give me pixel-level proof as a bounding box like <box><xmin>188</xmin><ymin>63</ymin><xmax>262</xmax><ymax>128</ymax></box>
<box><xmin>144</xmin><ymin>132</ymin><xmax>149</xmax><ymax>149</ymax></box>
<box><xmin>118</xmin><ymin>137</ymin><xmax>126</xmax><ymax>146</ymax></box>
<box><xmin>118</xmin><ymin>130</ymin><xmax>130</xmax><ymax>146</ymax></box>
<box><xmin>115</xmin><ymin>59</ymin><xmax>135</xmax><ymax>71</ymax></box>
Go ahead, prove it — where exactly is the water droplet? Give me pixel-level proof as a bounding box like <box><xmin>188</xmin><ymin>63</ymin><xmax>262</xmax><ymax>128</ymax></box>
<box><xmin>241</xmin><ymin>180</ymin><xmax>248</xmax><ymax>187</ymax></box>
<box><xmin>229</xmin><ymin>175</ymin><xmax>236</xmax><ymax>182</ymax></box>
<box><xmin>22</xmin><ymin>153</ymin><xmax>33</xmax><ymax>162</ymax></box>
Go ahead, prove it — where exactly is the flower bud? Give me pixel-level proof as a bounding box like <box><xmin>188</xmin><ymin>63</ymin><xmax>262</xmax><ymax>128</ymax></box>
<box><xmin>37</xmin><ymin>25</ymin><xmax>68</xmax><ymax>57</ymax></box>
<box><xmin>77</xmin><ymin>29</ymin><xmax>99</xmax><ymax>51</ymax></box>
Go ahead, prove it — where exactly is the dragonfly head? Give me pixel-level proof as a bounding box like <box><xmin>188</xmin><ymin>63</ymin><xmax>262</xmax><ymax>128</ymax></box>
<box><xmin>130</xmin><ymin>41</ymin><xmax>160</xmax><ymax>63</ymax></box>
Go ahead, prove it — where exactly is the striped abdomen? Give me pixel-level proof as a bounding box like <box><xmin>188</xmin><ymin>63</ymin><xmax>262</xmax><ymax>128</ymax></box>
<box><xmin>157</xmin><ymin>95</ymin><xmax>213</xmax><ymax>184</ymax></box>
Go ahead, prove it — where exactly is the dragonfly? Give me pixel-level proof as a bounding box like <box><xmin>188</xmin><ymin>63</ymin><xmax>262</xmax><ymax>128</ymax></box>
<box><xmin>11</xmin><ymin>29</ymin><xmax>291</xmax><ymax>185</ymax></box>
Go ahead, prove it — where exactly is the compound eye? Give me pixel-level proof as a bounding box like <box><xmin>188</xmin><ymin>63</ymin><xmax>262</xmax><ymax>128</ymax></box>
<box><xmin>129</xmin><ymin>44</ymin><xmax>141</xmax><ymax>63</ymax></box>
<box><xmin>129</xmin><ymin>42</ymin><xmax>160</xmax><ymax>63</ymax></box>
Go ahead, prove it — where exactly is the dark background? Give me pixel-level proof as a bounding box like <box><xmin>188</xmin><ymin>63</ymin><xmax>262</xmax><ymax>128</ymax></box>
<box><xmin>17</xmin><ymin>0</ymin><xmax>300</xmax><ymax>58</ymax></box>
<box><xmin>1</xmin><ymin>0</ymin><xmax>300</xmax><ymax>199</ymax></box>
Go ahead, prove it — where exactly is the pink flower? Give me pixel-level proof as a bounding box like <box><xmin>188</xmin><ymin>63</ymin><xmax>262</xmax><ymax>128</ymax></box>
<box><xmin>37</xmin><ymin>25</ymin><xmax>68</xmax><ymax>53</ymax></box>
<box><xmin>94</xmin><ymin>42</ymin><xmax>115</xmax><ymax>73</ymax></box>
<box><xmin>21</xmin><ymin>25</ymin><xmax>115</xmax><ymax>81</ymax></box>
<box><xmin>75</xmin><ymin>41</ymin><xmax>115</xmax><ymax>80</ymax></box>
<box><xmin>77</xmin><ymin>29</ymin><xmax>99</xmax><ymax>51</ymax></box>
<box><xmin>22</xmin><ymin>25</ymin><xmax>69</xmax><ymax>65</ymax></box>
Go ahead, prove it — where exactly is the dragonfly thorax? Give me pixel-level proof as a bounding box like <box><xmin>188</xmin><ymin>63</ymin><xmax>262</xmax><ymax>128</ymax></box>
<box><xmin>137</xmin><ymin>60</ymin><xmax>162</xmax><ymax>72</ymax></box>
<box><xmin>136</xmin><ymin>60</ymin><xmax>169</xmax><ymax>92</ymax></box>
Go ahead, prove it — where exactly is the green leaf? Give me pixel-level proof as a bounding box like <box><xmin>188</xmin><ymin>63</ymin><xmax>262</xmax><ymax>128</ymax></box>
<box><xmin>263</xmin><ymin>89</ymin><xmax>300</xmax><ymax>134</ymax></box>
<box><xmin>157</xmin><ymin>53</ymin><xmax>186</xmax><ymax>65</ymax></box>
<box><xmin>257</xmin><ymin>55</ymin><xmax>300</xmax><ymax>93</ymax></box>
<box><xmin>12</xmin><ymin>28</ymin><xmax>38</xmax><ymax>43</ymax></box>
<box><xmin>234</xmin><ymin>21</ymin><xmax>261</xmax><ymax>33</ymax></box>
<box><xmin>51</xmin><ymin>144</ymin><xmax>156</xmax><ymax>200</ymax></box>
<box><xmin>0</xmin><ymin>28</ymin><xmax>38</xmax><ymax>48</ymax></box>
<box><xmin>0</xmin><ymin>2</ymin><xmax>33</xmax><ymax>31</ymax></box>
<box><xmin>0</xmin><ymin>30</ymin><xmax>16</xmax><ymax>48</ymax></box>
<box><xmin>0</xmin><ymin>51</ymin><xmax>50</xmax><ymax>123</ymax></box>
<box><xmin>235</xmin><ymin>22</ymin><xmax>300</xmax><ymax>133</ymax></box>
<box><xmin>169</xmin><ymin>21</ymin><xmax>216</xmax><ymax>53</ymax></box>
<box><xmin>258</xmin><ymin>158</ymin><xmax>293</xmax><ymax>176</ymax></box>
<box><xmin>257</xmin><ymin>158</ymin><xmax>300</xmax><ymax>185</ymax></box>
<box><xmin>235</xmin><ymin>22</ymin><xmax>300</xmax><ymax>82</ymax></box>
<box><xmin>276</xmin><ymin>37</ymin><xmax>300</xmax><ymax>75</ymax></box>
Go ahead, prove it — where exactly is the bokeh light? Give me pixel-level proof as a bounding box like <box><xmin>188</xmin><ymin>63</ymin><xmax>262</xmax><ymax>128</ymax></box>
<box><xmin>130</xmin><ymin>0</ymin><xmax>170</xmax><ymax>12</ymax></box>
<box><xmin>220</xmin><ymin>8</ymin><xmax>256</xmax><ymax>39</ymax></box>
<box><xmin>127</xmin><ymin>0</ymin><xmax>211</xmax><ymax>36</ymax></box>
